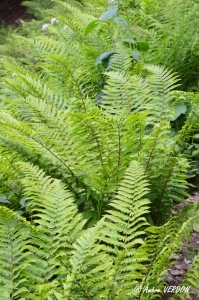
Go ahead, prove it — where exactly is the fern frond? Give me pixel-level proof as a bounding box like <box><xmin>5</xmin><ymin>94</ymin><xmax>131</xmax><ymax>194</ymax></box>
<box><xmin>22</xmin><ymin>0</ymin><xmax>55</xmax><ymax>18</ymax></box>
<box><xmin>99</xmin><ymin>64</ymin><xmax>178</xmax><ymax>124</ymax></box>
<box><xmin>0</xmin><ymin>145</ymin><xmax>29</xmax><ymax>211</ymax></box>
<box><xmin>143</xmin><ymin>64</ymin><xmax>179</xmax><ymax>124</ymax></box>
<box><xmin>0</xmin><ymin>206</ymin><xmax>32</xmax><ymax>299</ymax></box>
<box><xmin>138</xmin><ymin>203</ymin><xmax>199</xmax><ymax>299</ymax></box>
<box><xmin>17</xmin><ymin>162</ymin><xmax>85</xmax><ymax>238</ymax></box>
<box><xmin>0</xmin><ymin>110</ymin><xmax>91</xmax><ymax>199</ymax></box>
<box><xmin>15</xmin><ymin>162</ymin><xmax>86</xmax><ymax>293</ymax></box>
<box><xmin>108</xmin><ymin>45</ymin><xmax>133</xmax><ymax>72</ymax></box>
<box><xmin>100</xmin><ymin>70</ymin><xmax>151</xmax><ymax>115</ymax></box>
<box><xmin>101</xmin><ymin>160</ymin><xmax>151</xmax><ymax>298</ymax></box>
<box><xmin>138</xmin><ymin>122</ymin><xmax>190</xmax><ymax>224</ymax></box>
<box><xmin>54</xmin><ymin>1</ymin><xmax>95</xmax><ymax>32</ymax></box>
<box><xmin>63</xmin><ymin>218</ymin><xmax>113</xmax><ymax>299</ymax></box>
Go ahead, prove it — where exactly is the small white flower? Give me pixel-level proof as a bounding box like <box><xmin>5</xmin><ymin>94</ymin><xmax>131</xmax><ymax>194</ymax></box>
<box><xmin>63</xmin><ymin>25</ymin><xmax>69</xmax><ymax>30</ymax></box>
<box><xmin>51</xmin><ymin>18</ymin><xmax>58</xmax><ymax>24</ymax></box>
<box><xmin>109</xmin><ymin>0</ymin><xmax>115</xmax><ymax>3</ymax></box>
<box><xmin>12</xmin><ymin>73</ymin><xmax>16</xmax><ymax>77</ymax></box>
<box><xmin>99</xmin><ymin>14</ymin><xmax>104</xmax><ymax>21</ymax></box>
<box><xmin>0</xmin><ymin>58</ymin><xmax>3</xmax><ymax>61</ymax></box>
<box><xmin>42</xmin><ymin>24</ymin><xmax>49</xmax><ymax>30</ymax></box>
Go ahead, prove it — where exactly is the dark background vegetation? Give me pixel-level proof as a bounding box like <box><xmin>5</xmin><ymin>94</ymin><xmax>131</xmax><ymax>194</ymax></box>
<box><xmin>0</xmin><ymin>0</ymin><xmax>33</xmax><ymax>26</ymax></box>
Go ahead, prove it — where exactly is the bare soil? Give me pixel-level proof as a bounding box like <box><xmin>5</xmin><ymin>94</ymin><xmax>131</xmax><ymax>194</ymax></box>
<box><xmin>162</xmin><ymin>192</ymin><xmax>199</xmax><ymax>300</ymax></box>
<box><xmin>0</xmin><ymin>0</ymin><xmax>34</xmax><ymax>27</ymax></box>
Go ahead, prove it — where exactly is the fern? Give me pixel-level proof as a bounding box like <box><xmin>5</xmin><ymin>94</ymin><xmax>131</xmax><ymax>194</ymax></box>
<box><xmin>0</xmin><ymin>161</ymin><xmax>199</xmax><ymax>299</ymax></box>
<box><xmin>136</xmin><ymin>0</ymin><xmax>199</xmax><ymax>90</ymax></box>
<box><xmin>0</xmin><ymin>43</ymin><xmax>192</xmax><ymax>224</ymax></box>
<box><xmin>61</xmin><ymin>218</ymin><xmax>112</xmax><ymax>299</ymax></box>
<box><xmin>0</xmin><ymin>162</ymin><xmax>87</xmax><ymax>298</ymax></box>
<box><xmin>0</xmin><ymin>207</ymin><xmax>32</xmax><ymax>299</ymax></box>
<box><xmin>175</xmin><ymin>253</ymin><xmax>199</xmax><ymax>300</ymax></box>
<box><xmin>0</xmin><ymin>0</ymin><xmax>199</xmax><ymax>298</ymax></box>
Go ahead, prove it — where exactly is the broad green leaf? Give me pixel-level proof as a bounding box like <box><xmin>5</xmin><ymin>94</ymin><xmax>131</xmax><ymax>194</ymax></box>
<box><xmin>20</xmin><ymin>196</ymin><xmax>27</xmax><ymax>208</ymax></box>
<box><xmin>193</xmin><ymin>134</ymin><xmax>199</xmax><ymax>139</ymax></box>
<box><xmin>136</xmin><ymin>41</ymin><xmax>150</xmax><ymax>52</ymax></box>
<box><xmin>145</xmin><ymin>226</ymin><xmax>159</xmax><ymax>233</ymax></box>
<box><xmin>132</xmin><ymin>53</ymin><xmax>140</xmax><ymax>61</ymax></box>
<box><xmin>86</xmin><ymin>212</ymin><xmax>98</xmax><ymax>228</ymax></box>
<box><xmin>83</xmin><ymin>210</ymin><xmax>93</xmax><ymax>220</ymax></box>
<box><xmin>113</xmin><ymin>17</ymin><xmax>128</xmax><ymax>29</ymax></box>
<box><xmin>54</xmin><ymin>291</ymin><xmax>65</xmax><ymax>299</ymax></box>
<box><xmin>102</xmin><ymin>5</ymin><xmax>118</xmax><ymax>20</ymax></box>
<box><xmin>171</xmin><ymin>100</ymin><xmax>187</xmax><ymax>121</ymax></box>
<box><xmin>0</xmin><ymin>195</ymin><xmax>11</xmax><ymax>204</ymax></box>
<box><xmin>85</xmin><ymin>20</ymin><xmax>101</xmax><ymax>35</ymax></box>
<box><xmin>95</xmin><ymin>50</ymin><xmax>117</xmax><ymax>66</ymax></box>
<box><xmin>192</xmin><ymin>149</ymin><xmax>199</xmax><ymax>156</ymax></box>
<box><xmin>121</xmin><ymin>38</ymin><xmax>137</xmax><ymax>47</ymax></box>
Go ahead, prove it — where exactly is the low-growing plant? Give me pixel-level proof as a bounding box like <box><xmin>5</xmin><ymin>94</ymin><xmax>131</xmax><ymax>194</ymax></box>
<box><xmin>132</xmin><ymin>0</ymin><xmax>199</xmax><ymax>90</ymax></box>
<box><xmin>0</xmin><ymin>0</ymin><xmax>199</xmax><ymax>299</ymax></box>
<box><xmin>0</xmin><ymin>161</ymin><xmax>199</xmax><ymax>299</ymax></box>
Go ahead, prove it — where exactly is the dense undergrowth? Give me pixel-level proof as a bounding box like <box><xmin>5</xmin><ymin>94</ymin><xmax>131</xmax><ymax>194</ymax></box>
<box><xmin>0</xmin><ymin>0</ymin><xmax>199</xmax><ymax>299</ymax></box>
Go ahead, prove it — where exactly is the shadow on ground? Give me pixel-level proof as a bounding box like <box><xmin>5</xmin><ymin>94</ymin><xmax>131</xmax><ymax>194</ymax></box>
<box><xmin>0</xmin><ymin>0</ymin><xmax>34</xmax><ymax>26</ymax></box>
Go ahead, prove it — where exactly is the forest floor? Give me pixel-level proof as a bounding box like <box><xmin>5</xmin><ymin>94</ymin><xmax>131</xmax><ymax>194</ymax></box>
<box><xmin>0</xmin><ymin>1</ymin><xmax>199</xmax><ymax>299</ymax></box>
<box><xmin>0</xmin><ymin>0</ymin><xmax>34</xmax><ymax>27</ymax></box>
<box><xmin>162</xmin><ymin>191</ymin><xmax>199</xmax><ymax>300</ymax></box>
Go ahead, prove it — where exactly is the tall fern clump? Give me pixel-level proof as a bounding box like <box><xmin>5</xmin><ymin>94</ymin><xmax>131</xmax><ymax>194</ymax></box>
<box><xmin>0</xmin><ymin>162</ymin><xmax>199</xmax><ymax>299</ymax></box>
<box><xmin>0</xmin><ymin>0</ymin><xmax>199</xmax><ymax>299</ymax></box>
<box><xmin>133</xmin><ymin>0</ymin><xmax>199</xmax><ymax>90</ymax></box>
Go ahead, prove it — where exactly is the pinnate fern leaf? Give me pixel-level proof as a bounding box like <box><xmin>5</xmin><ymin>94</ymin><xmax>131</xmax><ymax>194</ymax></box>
<box><xmin>0</xmin><ymin>207</ymin><xmax>32</xmax><ymax>299</ymax></box>
<box><xmin>101</xmin><ymin>160</ymin><xmax>151</xmax><ymax>298</ymax></box>
<box><xmin>63</xmin><ymin>218</ymin><xmax>113</xmax><ymax>299</ymax></box>
<box><xmin>15</xmin><ymin>162</ymin><xmax>86</xmax><ymax>294</ymax></box>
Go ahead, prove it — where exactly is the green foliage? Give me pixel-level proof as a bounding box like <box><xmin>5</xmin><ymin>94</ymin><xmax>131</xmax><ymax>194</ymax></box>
<box><xmin>0</xmin><ymin>207</ymin><xmax>31</xmax><ymax>299</ymax></box>
<box><xmin>0</xmin><ymin>0</ymin><xmax>198</xmax><ymax>223</ymax></box>
<box><xmin>134</xmin><ymin>0</ymin><xmax>199</xmax><ymax>90</ymax></box>
<box><xmin>0</xmin><ymin>162</ymin><xmax>198</xmax><ymax>299</ymax></box>
<box><xmin>0</xmin><ymin>52</ymin><xmax>192</xmax><ymax>224</ymax></box>
<box><xmin>0</xmin><ymin>0</ymin><xmax>199</xmax><ymax>298</ymax></box>
<box><xmin>22</xmin><ymin>0</ymin><xmax>57</xmax><ymax>18</ymax></box>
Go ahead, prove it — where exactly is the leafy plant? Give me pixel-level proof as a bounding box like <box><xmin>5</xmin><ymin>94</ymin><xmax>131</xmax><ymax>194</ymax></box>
<box><xmin>0</xmin><ymin>0</ymin><xmax>199</xmax><ymax>298</ymax></box>
<box><xmin>133</xmin><ymin>0</ymin><xmax>199</xmax><ymax>90</ymax></box>
<box><xmin>0</xmin><ymin>162</ymin><xmax>199</xmax><ymax>299</ymax></box>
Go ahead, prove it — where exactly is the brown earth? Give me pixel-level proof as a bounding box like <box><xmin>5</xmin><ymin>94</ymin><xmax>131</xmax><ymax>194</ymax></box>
<box><xmin>162</xmin><ymin>192</ymin><xmax>199</xmax><ymax>300</ymax></box>
<box><xmin>0</xmin><ymin>0</ymin><xmax>34</xmax><ymax>27</ymax></box>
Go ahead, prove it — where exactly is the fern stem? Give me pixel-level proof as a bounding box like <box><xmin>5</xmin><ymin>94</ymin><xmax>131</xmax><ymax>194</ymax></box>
<box><xmin>117</xmin><ymin>121</ymin><xmax>121</xmax><ymax>167</ymax></box>
<box><xmin>144</xmin><ymin>125</ymin><xmax>161</xmax><ymax>174</ymax></box>
<box><xmin>155</xmin><ymin>162</ymin><xmax>174</xmax><ymax>225</ymax></box>
<box><xmin>7</xmin><ymin>224</ymin><xmax>15</xmax><ymax>299</ymax></box>
<box><xmin>84</xmin><ymin>120</ymin><xmax>104</xmax><ymax>166</ymax></box>
<box><xmin>137</xmin><ymin>234</ymin><xmax>164</xmax><ymax>300</ymax></box>
<box><xmin>108</xmin><ymin>22</ymin><xmax>115</xmax><ymax>50</ymax></box>
<box><xmin>49</xmin><ymin>56</ymin><xmax>87</xmax><ymax>112</ymax></box>
<box><xmin>175</xmin><ymin>119</ymin><xmax>179</xmax><ymax>131</ymax></box>
<box><xmin>124</xmin><ymin>5</ymin><xmax>132</xmax><ymax>50</ymax></box>
<box><xmin>20</xmin><ymin>130</ymin><xmax>88</xmax><ymax>193</ymax></box>
<box><xmin>138</xmin><ymin>119</ymin><xmax>143</xmax><ymax>158</ymax></box>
